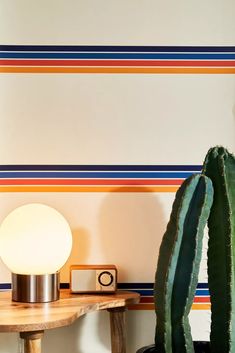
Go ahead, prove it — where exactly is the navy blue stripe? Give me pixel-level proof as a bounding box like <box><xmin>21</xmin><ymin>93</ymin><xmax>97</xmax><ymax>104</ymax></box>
<box><xmin>0</xmin><ymin>283</ymin><xmax>11</xmax><ymax>290</ymax></box>
<box><xmin>60</xmin><ymin>283</ymin><xmax>70</xmax><ymax>289</ymax></box>
<box><xmin>197</xmin><ymin>283</ymin><xmax>208</xmax><ymax>288</ymax></box>
<box><xmin>118</xmin><ymin>283</ymin><xmax>209</xmax><ymax>290</ymax></box>
<box><xmin>118</xmin><ymin>283</ymin><xmax>154</xmax><ymax>289</ymax></box>
<box><xmin>1</xmin><ymin>45</ymin><xmax>235</xmax><ymax>52</ymax></box>
<box><xmin>0</xmin><ymin>165</ymin><xmax>202</xmax><ymax>172</ymax></box>
<box><xmin>0</xmin><ymin>171</ymin><xmax>195</xmax><ymax>178</ymax></box>
<box><xmin>1</xmin><ymin>52</ymin><xmax>235</xmax><ymax>60</ymax></box>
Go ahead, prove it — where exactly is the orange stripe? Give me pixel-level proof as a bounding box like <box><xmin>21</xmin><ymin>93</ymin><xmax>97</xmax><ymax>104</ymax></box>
<box><xmin>0</xmin><ymin>186</ymin><xmax>179</xmax><ymax>193</ymax></box>
<box><xmin>1</xmin><ymin>67</ymin><xmax>235</xmax><ymax>74</ymax></box>
<box><xmin>192</xmin><ymin>303</ymin><xmax>211</xmax><ymax>310</ymax></box>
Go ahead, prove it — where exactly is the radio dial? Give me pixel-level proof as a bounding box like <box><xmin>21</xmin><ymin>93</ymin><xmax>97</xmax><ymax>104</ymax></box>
<box><xmin>98</xmin><ymin>271</ymin><xmax>113</xmax><ymax>286</ymax></box>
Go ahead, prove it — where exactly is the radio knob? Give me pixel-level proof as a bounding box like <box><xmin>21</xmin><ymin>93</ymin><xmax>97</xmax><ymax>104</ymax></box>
<box><xmin>98</xmin><ymin>271</ymin><xmax>113</xmax><ymax>286</ymax></box>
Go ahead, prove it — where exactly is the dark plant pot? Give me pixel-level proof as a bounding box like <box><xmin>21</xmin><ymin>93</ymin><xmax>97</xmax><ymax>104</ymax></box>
<box><xmin>136</xmin><ymin>341</ymin><xmax>210</xmax><ymax>353</ymax></box>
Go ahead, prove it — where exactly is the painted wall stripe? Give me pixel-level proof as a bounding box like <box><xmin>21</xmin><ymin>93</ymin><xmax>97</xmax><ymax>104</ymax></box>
<box><xmin>0</xmin><ymin>179</ymin><xmax>183</xmax><ymax>186</ymax></box>
<box><xmin>0</xmin><ymin>165</ymin><xmax>200</xmax><ymax>192</ymax></box>
<box><xmin>0</xmin><ymin>186</ymin><xmax>180</xmax><ymax>193</ymax></box>
<box><xmin>0</xmin><ymin>171</ymin><xmax>195</xmax><ymax>178</ymax></box>
<box><xmin>1</xmin><ymin>45</ymin><xmax>235</xmax><ymax>52</ymax></box>
<box><xmin>2</xmin><ymin>60</ymin><xmax>235</xmax><ymax>67</ymax></box>
<box><xmin>0</xmin><ymin>283</ymin><xmax>211</xmax><ymax>310</ymax></box>
<box><xmin>1</xmin><ymin>53</ymin><xmax>235</xmax><ymax>60</ymax></box>
<box><xmin>1</xmin><ymin>45</ymin><xmax>235</xmax><ymax>74</ymax></box>
<box><xmin>128</xmin><ymin>304</ymin><xmax>211</xmax><ymax>310</ymax></box>
<box><xmin>0</xmin><ymin>165</ymin><xmax>202</xmax><ymax>171</ymax></box>
<box><xmin>1</xmin><ymin>67</ymin><xmax>235</xmax><ymax>74</ymax></box>
<box><xmin>120</xmin><ymin>283</ymin><xmax>211</xmax><ymax>310</ymax></box>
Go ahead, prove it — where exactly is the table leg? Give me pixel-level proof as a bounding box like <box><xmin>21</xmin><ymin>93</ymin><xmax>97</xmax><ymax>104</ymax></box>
<box><xmin>20</xmin><ymin>331</ymin><xmax>44</xmax><ymax>353</ymax></box>
<box><xmin>108</xmin><ymin>307</ymin><xmax>126</xmax><ymax>353</ymax></box>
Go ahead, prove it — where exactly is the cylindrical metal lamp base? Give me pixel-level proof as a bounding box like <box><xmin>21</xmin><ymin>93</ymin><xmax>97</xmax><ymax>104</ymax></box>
<box><xmin>12</xmin><ymin>273</ymin><xmax>60</xmax><ymax>303</ymax></box>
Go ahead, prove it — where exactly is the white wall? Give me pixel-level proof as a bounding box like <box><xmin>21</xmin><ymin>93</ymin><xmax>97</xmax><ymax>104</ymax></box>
<box><xmin>0</xmin><ymin>1</ymin><xmax>235</xmax><ymax>352</ymax></box>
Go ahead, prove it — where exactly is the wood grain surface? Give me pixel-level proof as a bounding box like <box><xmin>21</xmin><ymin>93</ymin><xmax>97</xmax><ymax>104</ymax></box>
<box><xmin>0</xmin><ymin>289</ymin><xmax>140</xmax><ymax>332</ymax></box>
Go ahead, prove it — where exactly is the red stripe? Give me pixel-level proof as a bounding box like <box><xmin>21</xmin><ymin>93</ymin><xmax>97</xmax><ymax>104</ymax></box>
<box><xmin>194</xmin><ymin>296</ymin><xmax>210</xmax><ymax>303</ymax></box>
<box><xmin>140</xmin><ymin>297</ymin><xmax>154</xmax><ymax>303</ymax></box>
<box><xmin>0</xmin><ymin>179</ymin><xmax>183</xmax><ymax>186</ymax></box>
<box><xmin>1</xmin><ymin>60</ymin><xmax>235</xmax><ymax>67</ymax></box>
<box><xmin>139</xmin><ymin>296</ymin><xmax>210</xmax><ymax>304</ymax></box>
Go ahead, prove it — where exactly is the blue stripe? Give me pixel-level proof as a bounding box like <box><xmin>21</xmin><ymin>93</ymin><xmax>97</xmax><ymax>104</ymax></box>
<box><xmin>134</xmin><ymin>290</ymin><xmax>154</xmax><ymax>296</ymax></box>
<box><xmin>0</xmin><ymin>165</ymin><xmax>202</xmax><ymax>172</ymax></box>
<box><xmin>195</xmin><ymin>290</ymin><xmax>209</xmax><ymax>296</ymax></box>
<box><xmin>1</xmin><ymin>45</ymin><xmax>235</xmax><ymax>53</ymax></box>
<box><xmin>118</xmin><ymin>283</ymin><xmax>209</xmax><ymax>290</ymax></box>
<box><xmin>125</xmin><ymin>289</ymin><xmax>210</xmax><ymax>296</ymax></box>
<box><xmin>0</xmin><ymin>171</ymin><xmax>195</xmax><ymax>179</ymax></box>
<box><xmin>1</xmin><ymin>52</ymin><xmax>235</xmax><ymax>60</ymax></box>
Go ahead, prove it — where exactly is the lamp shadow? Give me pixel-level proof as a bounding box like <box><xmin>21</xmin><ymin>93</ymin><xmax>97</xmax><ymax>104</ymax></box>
<box><xmin>60</xmin><ymin>227</ymin><xmax>91</xmax><ymax>284</ymax></box>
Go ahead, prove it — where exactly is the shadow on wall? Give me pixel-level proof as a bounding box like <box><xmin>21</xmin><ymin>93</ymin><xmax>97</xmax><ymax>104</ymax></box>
<box><xmin>60</xmin><ymin>227</ymin><xmax>91</xmax><ymax>283</ymax></box>
<box><xmin>96</xmin><ymin>186</ymin><xmax>167</xmax><ymax>351</ymax></box>
<box><xmin>98</xmin><ymin>187</ymin><xmax>166</xmax><ymax>282</ymax></box>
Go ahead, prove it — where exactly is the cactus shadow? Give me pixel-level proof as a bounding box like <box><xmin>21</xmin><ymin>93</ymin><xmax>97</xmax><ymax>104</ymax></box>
<box><xmin>96</xmin><ymin>186</ymin><xmax>167</xmax><ymax>350</ymax></box>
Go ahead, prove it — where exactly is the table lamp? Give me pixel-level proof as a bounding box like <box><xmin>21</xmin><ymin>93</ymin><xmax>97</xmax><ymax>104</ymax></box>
<box><xmin>0</xmin><ymin>203</ymin><xmax>72</xmax><ymax>303</ymax></box>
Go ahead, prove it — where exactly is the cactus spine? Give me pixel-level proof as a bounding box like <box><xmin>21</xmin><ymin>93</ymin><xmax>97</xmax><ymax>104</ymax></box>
<box><xmin>154</xmin><ymin>174</ymin><xmax>213</xmax><ymax>353</ymax></box>
<box><xmin>203</xmin><ymin>146</ymin><xmax>235</xmax><ymax>353</ymax></box>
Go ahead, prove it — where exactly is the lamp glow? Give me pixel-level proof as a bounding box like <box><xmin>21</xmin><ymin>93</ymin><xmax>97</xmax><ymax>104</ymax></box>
<box><xmin>0</xmin><ymin>203</ymin><xmax>73</xmax><ymax>302</ymax></box>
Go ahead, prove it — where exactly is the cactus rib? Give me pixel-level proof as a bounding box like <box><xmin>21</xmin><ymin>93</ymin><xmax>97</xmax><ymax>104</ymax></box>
<box><xmin>154</xmin><ymin>174</ymin><xmax>213</xmax><ymax>353</ymax></box>
<box><xmin>203</xmin><ymin>146</ymin><xmax>235</xmax><ymax>353</ymax></box>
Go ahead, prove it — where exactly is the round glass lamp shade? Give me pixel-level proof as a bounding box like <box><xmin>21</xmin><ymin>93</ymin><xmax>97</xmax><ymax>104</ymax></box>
<box><xmin>0</xmin><ymin>203</ymin><xmax>72</xmax><ymax>275</ymax></box>
<box><xmin>0</xmin><ymin>204</ymin><xmax>72</xmax><ymax>302</ymax></box>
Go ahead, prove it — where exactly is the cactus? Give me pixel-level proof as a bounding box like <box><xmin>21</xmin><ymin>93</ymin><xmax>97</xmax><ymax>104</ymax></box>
<box><xmin>202</xmin><ymin>146</ymin><xmax>235</xmax><ymax>353</ymax></box>
<box><xmin>154</xmin><ymin>174</ymin><xmax>213</xmax><ymax>353</ymax></box>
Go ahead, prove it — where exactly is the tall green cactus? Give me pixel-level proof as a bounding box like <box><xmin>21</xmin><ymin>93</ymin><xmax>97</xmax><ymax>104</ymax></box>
<box><xmin>154</xmin><ymin>174</ymin><xmax>213</xmax><ymax>353</ymax></box>
<box><xmin>203</xmin><ymin>146</ymin><xmax>235</xmax><ymax>353</ymax></box>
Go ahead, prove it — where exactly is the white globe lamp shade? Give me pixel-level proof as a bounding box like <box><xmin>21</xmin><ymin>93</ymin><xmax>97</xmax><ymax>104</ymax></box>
<box><xmin>0</xmin><ymin>203</ymin><xmax>73</xmax><ymax>302</ymax></box>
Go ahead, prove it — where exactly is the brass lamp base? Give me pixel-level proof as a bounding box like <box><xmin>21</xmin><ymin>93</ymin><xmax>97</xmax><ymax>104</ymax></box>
<box><xmin>12</xmin><ymin>273</ymin><xmax>60</xmax><ymax>303</ymax></box>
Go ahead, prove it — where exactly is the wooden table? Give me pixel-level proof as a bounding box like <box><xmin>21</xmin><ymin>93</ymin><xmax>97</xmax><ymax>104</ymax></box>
<box><xmin>0</xmin><ymin>289</ymin><xmax>140</xmax><ymax>353</ymax></box>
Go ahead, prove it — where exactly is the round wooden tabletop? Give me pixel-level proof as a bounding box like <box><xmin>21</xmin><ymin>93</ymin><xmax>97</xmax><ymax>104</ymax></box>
<box><xmin>0</xmin><ymin>289</ymin><xmax>140</xmax><ymax>332</ymax></box>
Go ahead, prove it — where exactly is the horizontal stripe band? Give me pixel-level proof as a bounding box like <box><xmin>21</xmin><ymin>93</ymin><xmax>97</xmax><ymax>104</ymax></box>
<box><xmin>0</xmin><ymin>283</ymin><xmax>210</xmax><ymax>310</ymax></box>
<box><xmin>118</xmin><ymin>283</ymin><xmax>154</xmax><ymax>289</ymax></box>
<box><xmin>1</xmin><ymin>53</ymin><xmax>235</xmax><ymax>59</ymax></box>
<box><xmin>0</xmin><ymin>172</ymin><xmax>194</xmax><ymax>178</ymax></box>
<box><xmin>120</xmin><ymin>289</ymin><xmax>209</xmax><ymax>296</ymax></box>
<box><xmin>138</xmin><ymin>297</ymin><xmax>210</xmax><ymax>303</ymax></box>
<box><xmin>1</xmin><ymin>45</ymin><xmax>235</xmax><ymax>52</ymax></box>
<box><xmin>1</xmin><ymin>66</ymin><xmax>235</xmax><ymax>74</ymax></box>
<box><xmin>1</xmin><ymin>282</ymin><xmax>209</xmax><ymax>290</ymax></box>
<box><xmin>2</xmin><ymin>59</ymin><xmax>235</xmax><ymax>67</ymax></box>
<box><xmin>128</xmin><ymin>304</ymin><xmax>211</xmax><ymax>310</ymax></box>
<box><xmin>0</xmin><ymin>179</ymin><xmax>183</xmax><ymax>186</ymax></box>
<box><xmin>0</xmin><ymin>165</ymin><xmax>202</xmax><ymax>171</ymax></box>
<box><xmin>0</xmin><ymin>186</ymin><xmax>179</xmax><ymax>192</ymax></box>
